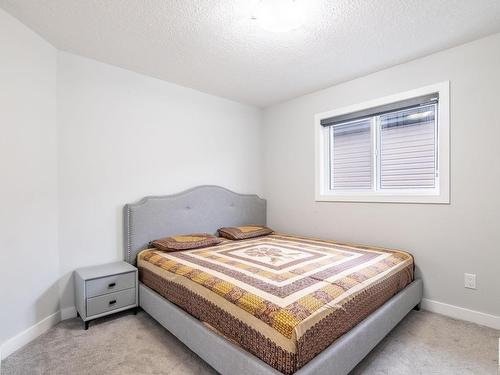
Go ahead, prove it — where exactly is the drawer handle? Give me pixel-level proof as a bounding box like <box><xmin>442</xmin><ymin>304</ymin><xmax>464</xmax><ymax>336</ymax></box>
<box><xmin>109</xmin><ymin>300</ymin><xmax>117</xmax><ymax>305</ymax></box>
<box><xmin>108</xmin><ymin>282</ymin><xmax>116</xmax><ymax>288</ymax></box>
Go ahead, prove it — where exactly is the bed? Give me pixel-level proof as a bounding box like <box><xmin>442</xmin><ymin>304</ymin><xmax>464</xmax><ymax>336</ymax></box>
<box><xmin>124</xmin><ymin>185</ymin><xmax>422</xmax><ymax>375</ymax></box>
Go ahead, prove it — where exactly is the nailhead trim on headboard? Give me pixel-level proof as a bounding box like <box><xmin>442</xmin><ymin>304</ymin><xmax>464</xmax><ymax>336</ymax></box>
<box><xmin>126</xmin><ymin>207</ymin><xmax>132</xmax><ymax>263</ymax></box>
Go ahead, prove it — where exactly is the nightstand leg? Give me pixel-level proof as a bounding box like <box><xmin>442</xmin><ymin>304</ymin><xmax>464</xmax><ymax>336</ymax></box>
<box><xmin>84</xmin><ymin>321</ymin><xmax>89</xmax><ymax>330</ymax></box>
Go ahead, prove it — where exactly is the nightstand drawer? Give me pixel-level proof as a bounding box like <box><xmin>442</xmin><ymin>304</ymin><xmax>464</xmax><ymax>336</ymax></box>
<box><xmin>86</xmin><ymin>272</ymin><xmax>135</xmax><ymax>298</ymax></box>
<box><xmin>87</xmin><ymin>288</ymin><xmax>136</xmax><ymax>317</ymax></box>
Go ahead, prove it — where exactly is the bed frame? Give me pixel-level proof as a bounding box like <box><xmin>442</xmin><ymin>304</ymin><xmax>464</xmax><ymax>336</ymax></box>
<box><xmin>124</xmin><ymin>185</ymin><xmax>423</xmax><ymax>375</ymax></box>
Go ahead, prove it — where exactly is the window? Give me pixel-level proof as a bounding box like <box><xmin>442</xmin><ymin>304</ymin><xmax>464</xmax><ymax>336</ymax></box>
<box><xmin>315</xmin><ymin>82</ymin><xmax>449</xmax><ymax>203</ymax></box>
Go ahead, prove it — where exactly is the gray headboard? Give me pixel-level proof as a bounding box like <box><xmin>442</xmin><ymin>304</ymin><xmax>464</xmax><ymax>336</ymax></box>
<box><xmin>123</xmin><ymin>185</ymin><xmax>266</xmax><ymax>265</ymax></box>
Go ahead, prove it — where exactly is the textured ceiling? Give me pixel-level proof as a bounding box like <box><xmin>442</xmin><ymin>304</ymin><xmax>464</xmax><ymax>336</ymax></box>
<box><xmin>2</xmin><ymin>0</ymin><xmax>500</xmax><ymax>107</ymax></box>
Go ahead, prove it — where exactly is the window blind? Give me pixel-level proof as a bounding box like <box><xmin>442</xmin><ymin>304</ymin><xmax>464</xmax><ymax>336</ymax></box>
<box><xmin>330</xmin><ymin>119</ymin><xmax>372</xmax><ymax>190</ymax></box>
<box><xmin>321</xmin><ymin>93</ymin><xmax>438</xmax><ymax>127</ymax></box>
<box><xmin>379</xmin><ymin>105</ymin><xmax>436</xmax><ymax>189</ymax></box>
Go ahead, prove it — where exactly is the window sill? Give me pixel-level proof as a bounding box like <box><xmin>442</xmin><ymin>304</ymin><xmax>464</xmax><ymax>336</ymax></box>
<box><xmin>315</xmin><ymin>191</ymin><xmax>450</xmax><ymax>204</ymax></box>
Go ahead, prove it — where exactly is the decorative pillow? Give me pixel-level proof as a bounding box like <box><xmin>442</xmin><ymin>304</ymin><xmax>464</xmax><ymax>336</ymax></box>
<box><xmin>218</xmin><ymin>225</ymin><xmax>273</xmax><ymax>240</ymax></box>
<box><xmin>150</xmin><ymin>233</ymin><xmax>222</xmax><ymax>251</ymax></box>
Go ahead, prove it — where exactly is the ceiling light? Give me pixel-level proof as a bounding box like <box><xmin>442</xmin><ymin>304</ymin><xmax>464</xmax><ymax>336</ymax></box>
<box><xmin>252</xmin><ymin>0</ymin><xmax>306</xmax><ymax>33</ymax></box>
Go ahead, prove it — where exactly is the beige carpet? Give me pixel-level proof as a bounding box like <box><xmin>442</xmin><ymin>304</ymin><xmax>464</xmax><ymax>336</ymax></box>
<box><xmin>2</xmin><ymin>310</ymin><xmax>498</xmax><ymax>375</ymax></box>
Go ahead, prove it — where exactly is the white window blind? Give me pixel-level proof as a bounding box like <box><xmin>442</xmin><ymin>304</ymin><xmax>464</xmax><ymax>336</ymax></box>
<box><xmin>379</xmin><ymin>105</ymin><xmax>436</xmax><ymax>189</ymax></box>
<box><xmin>330</xmin><ymin>119</ymin><xmax>372</xmax><ymax>190</ymax></box>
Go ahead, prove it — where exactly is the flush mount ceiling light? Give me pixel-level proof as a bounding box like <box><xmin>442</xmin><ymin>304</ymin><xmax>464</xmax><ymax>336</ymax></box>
<box><xmin>251</xmin><ymin>0</ymin><xmax>306</xmax><ymax>33</ymax></box>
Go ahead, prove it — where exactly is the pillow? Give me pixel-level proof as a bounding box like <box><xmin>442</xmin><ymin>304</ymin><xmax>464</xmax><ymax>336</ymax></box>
<box><xmin>150</xmin><ymin>233</ymin><xmax>222</xmax><ymax>251</ymax></box>
<box><xmin>218</xmin><ymin>225</ymin><xmax>273</xmax><ymax>240</ymax></box>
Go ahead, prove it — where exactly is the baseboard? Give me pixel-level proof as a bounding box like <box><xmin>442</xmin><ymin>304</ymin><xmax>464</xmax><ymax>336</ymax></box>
<box><xmin>0</xmin><ymin>311</ymin><xmax>61</xmax><ymax>360</ymax></box>
<box><xmin>60</xmin><ymin>306</ymin><xmax>77</xmax><ymax>320</ymax></box>
<box><xmin>421</xmin><ymin>298</ymin><xmax>500</xmax><ymax>330</ymax></box>
<box><xmin>0</xmin><ymin>305</ymin><xmax>78</xmax><ymax>362</ymax></box>
<box><xmin>1</xmin><ymin>299</ymin><xmax>497</xmax><ymax>363</ymax></box>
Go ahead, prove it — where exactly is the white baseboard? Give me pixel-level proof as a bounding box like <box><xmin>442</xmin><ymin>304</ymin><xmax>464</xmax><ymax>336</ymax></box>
<box><xmin>0</xmin><ymin>311</ymin><xmax>61</xmax><ymax>360</ymax></box>
<box><xmin>0</xmin><ymin>306</ymin><xmax>77</xmax><ymax>362</ymax></box>
<box><xmin>60</xmin><ymin>306</ymin><xmax>77</xmax><ymax>320</ymax></box>
<box><xmin>421</xmin><ymin>298</ymin><xmax>500</xmax><ymax>330</ymax></box>
<box><xmin>1</xmin><ymin>300</ymin><xmax>497</xmax><ymax>363</ymax></box>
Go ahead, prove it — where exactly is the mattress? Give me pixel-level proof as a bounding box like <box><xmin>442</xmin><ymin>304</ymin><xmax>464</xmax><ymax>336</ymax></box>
<box><xmin>138</xmin><ymin>234</ymin><xmax>414</xmax><ymax>374</ymax></box>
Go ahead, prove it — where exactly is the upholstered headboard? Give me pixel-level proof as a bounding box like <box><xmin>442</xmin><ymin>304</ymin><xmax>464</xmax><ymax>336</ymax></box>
<box><xmin>123</xmin><ymin>185</ymin><xmax>266</xmax><ymax>265</ymax></box>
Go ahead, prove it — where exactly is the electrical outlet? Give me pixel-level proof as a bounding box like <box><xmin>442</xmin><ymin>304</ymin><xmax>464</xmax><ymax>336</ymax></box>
<box><xmin>464</xmin><ymin>273</ymin><xmax>477</xmax><ymax>289</ymax></box>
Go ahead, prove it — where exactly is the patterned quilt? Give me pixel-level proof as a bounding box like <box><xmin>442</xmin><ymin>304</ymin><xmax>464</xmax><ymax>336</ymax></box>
<box><xmin>138</xmin><ymin>233</ymin><xmax>414</xmax><ymax>374</ymax></box>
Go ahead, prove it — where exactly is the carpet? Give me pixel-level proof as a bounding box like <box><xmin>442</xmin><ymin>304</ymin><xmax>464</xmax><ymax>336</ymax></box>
<box><xmin>2</xmin><ymin>310</ymin><xmax>498</xmax><ymax>374</ymax></box>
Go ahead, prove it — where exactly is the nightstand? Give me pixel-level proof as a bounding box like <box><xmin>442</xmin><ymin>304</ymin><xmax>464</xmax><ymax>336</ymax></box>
<box><xmin>74</xmin><ymin>261</ymin><xmax>138</xmax><ymax>329</ymax></box>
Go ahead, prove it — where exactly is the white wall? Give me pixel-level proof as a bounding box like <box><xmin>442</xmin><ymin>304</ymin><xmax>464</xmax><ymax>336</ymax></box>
<box><xmin>0</xmin><ymin>9</ymin><xmax>59</xmax><ymax>346</ymax></box>
<box><xmin>2</xmin><ymin>5</ymin><xmax>498</xmax><ymax>355</ymax></box>
<box><xmin>263</xmin><ymin>33</ymin><xmax>500</xmax><ymax>317</ymax></box>
<box><xmin>57</xmin><ymin>52</ymin><xmax>263</xmax><ymax>310</ymax></box>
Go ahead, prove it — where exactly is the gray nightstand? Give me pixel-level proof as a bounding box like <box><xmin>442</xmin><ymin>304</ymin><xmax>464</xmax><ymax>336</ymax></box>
<box><xmin>74</xmin><ymin>261</ymin><xmax>138</xmax><ymax>329</ymax></box>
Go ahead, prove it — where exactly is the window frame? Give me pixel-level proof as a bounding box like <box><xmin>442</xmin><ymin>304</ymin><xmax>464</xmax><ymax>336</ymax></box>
<box><xmin>315</xmin><ymin>81</ymin><xmax>450</xmax><ymax>204</ymax></box>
